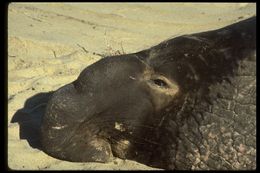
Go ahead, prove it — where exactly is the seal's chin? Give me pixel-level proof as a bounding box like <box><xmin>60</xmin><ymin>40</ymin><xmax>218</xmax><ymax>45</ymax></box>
<box><xmin>84</xmin><ymin>116</ymin><xmax>171</xmax><ymax>162</ymax></box>
<box><xmin>110</xmin><ymin>138</ymin><xmax>132</xmax><ymax>159</ymax></box>
<box><xmin>87</xmin><ymin>121</ymin><xmax>132</xmax><ymax>160</ymax></box>
<box><xmin>85</xmin><ymin>116</ymin><xmax>164</xmax><ymax>163</ymax></box>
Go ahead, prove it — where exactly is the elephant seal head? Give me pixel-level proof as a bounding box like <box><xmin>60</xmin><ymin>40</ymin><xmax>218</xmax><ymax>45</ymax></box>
<box><xmin>40</xmin><ymin>51</ymin><xmax>182</xmax><ymax>163</ymax></box>
<box><xmin>40</xmin><ymin>16</ymin><xmax>255</xmax><ymax>169</ymax></box>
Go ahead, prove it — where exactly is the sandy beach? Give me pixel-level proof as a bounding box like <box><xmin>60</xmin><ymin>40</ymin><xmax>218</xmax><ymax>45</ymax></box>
<box><xmin>8</xmin><ymin>3</ymin><xmax>256</xmax><ymax>170</ymax></box>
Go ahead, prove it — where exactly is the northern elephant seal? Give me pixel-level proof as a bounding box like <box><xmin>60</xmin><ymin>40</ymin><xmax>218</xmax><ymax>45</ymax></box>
<box><xmin>41</xmin><ymin>16</ymin><xmax>256</xmax><ymax>169</ymax></box>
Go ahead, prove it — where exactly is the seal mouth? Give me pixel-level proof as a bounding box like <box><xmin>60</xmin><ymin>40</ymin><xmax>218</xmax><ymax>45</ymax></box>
<box><xmin>83</xmin><ymin>113</ymin><xmax>164</xmax><ymax>160</ymax></box>
<box><xmin>108</xmin><ymin>121</ymin><xmax>163</xmax><ymax>160</ymax></box>
<box><xmin>90</xmin><ymin>117</ymin><xmax>162</xmax><ymax>143</ymax></box>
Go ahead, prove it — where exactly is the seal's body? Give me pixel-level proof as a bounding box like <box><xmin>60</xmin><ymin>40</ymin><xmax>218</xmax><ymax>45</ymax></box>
<box><xmin>41</xmin><ymin>17</ymin><xmax>256</xmax><ymax>169</ymax></box>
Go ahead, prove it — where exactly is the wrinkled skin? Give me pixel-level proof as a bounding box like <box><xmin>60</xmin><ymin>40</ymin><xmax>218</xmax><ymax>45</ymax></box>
<box><xmin>41</xmin><ymin>17</ymin><xmax>256</xmax><ymax>170</ymax></box>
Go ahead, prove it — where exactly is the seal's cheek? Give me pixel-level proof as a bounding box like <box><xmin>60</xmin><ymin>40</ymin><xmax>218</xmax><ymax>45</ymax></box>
<box><xmin>142</xmin><ymin>71</ymin><xmax>179</xmax><ymax>111</ymax></box>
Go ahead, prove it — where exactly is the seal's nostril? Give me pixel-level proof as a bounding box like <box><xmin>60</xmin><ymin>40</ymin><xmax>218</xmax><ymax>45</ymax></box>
<box><xmin>153</xmin><ymin>79</ymin><xmax>168</xmax><ymax>88</ymax></box>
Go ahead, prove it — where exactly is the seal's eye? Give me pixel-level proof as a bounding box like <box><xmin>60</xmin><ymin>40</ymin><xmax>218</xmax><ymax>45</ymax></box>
<box><xmin>152</xmin><ymin>79</ymin><xmax>168</xmax><ymax>88</ymax></box>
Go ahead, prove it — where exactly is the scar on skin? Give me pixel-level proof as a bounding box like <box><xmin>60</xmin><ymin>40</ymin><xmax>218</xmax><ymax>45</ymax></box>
<box><xmin>115</xmin><ymin>122</ymin><xmax>126</xmax><ymax>132</ymax></box>
<box><xmin>52</xmin><ymin>125</ymin><xmax>68</xmax><ymax>129</ymax></box>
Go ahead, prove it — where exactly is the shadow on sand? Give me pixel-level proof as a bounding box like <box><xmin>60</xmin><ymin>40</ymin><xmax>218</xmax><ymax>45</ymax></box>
<box><xmin>11</xmin><ymin>91</ymin><xmax>54</xmax><ymax>150</ymax></box>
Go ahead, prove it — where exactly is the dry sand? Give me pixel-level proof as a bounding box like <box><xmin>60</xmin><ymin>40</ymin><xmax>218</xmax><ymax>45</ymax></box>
<box><xmin>8</xmin><ymin>3</ymin><xmax>256</xmax><ymax>170</ymax></box>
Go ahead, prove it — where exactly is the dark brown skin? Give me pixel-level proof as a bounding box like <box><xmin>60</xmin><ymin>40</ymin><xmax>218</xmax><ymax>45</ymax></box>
<box><xmin>40</xmin><ymin>16</ymin><xmax>256</xmax><ymax>170</ymax></box>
